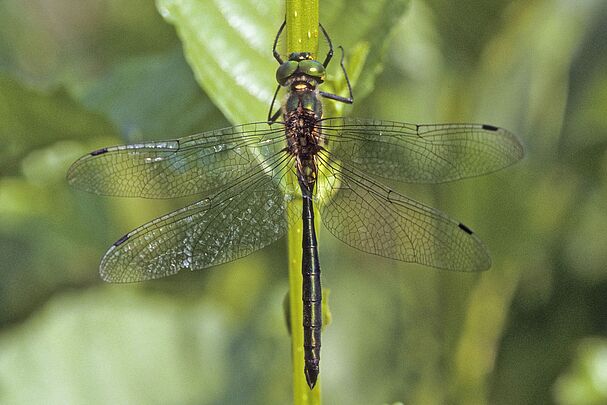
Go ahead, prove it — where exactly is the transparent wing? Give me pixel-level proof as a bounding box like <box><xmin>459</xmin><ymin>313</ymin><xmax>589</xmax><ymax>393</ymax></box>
<box><xmin>67</xmin><ymin>122</ymin><xmax>285</xmax><ymax>198</ymax></box>
<box><xmin>100</xmin><ymin>153</ymin><xmax>298</xmax><ymax>282</ymax></box>
<box><xmin>317</xmin><ymin>151</ymin><xmax>490</xmax><ymax>271</ymax></box>
<box><xmin>321</xmin><ymin>118</ymin><xmax>524</xmax><ymax>183</ymax></box>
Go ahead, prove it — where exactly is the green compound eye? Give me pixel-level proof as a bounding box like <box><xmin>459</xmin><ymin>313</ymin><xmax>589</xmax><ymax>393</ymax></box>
<box><xmin>298</xmin><ymin>60</ymin><xmax>325</xmax><ymax>81</ymax></box>
<box><xmin>276</xmin><ymin>60</ymin><xmax>299</xmax><ymax>85</ymax></box>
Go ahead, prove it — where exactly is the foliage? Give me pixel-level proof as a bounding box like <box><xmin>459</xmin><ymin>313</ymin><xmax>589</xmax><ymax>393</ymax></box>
<box><xmin>1</xmin><ymin>0</ymin><xmax>606</xmax><ymax>404</ymax></box>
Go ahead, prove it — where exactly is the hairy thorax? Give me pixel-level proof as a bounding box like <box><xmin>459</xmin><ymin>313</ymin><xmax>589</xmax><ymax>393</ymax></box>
<box><xmin>284</xmin><ymin>88</ymin><xmax>324</xmax><ymax>187</ymax></box>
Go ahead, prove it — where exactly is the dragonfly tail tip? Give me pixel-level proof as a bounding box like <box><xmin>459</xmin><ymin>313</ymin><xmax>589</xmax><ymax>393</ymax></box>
<box><xmin>305</xmin><ymin>368</ymin><xmax>318</xmax><ymax>389</ymax></box>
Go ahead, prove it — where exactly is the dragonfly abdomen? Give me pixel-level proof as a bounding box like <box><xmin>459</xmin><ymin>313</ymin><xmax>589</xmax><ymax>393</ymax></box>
<box><xmin>300</xmin><ymin>179</ymin><xmax>322</xmax><ymax>389</ymax></box>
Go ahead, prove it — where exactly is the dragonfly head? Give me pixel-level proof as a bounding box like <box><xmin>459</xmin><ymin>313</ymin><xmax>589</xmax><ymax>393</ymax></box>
<box><xmin>276</xmin><ymin>52</ymin><xmax>326</xmax><ymax>87</ymax></box>
<box><xmin>288</xmin><ymin>52</ymin><xmax>313</xmax><ymax>61</ymax></box>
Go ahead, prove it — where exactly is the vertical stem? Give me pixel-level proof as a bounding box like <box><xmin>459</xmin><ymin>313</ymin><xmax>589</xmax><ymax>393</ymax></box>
<box><xmin>286</xmin><ymin>0</ymin><xmax>319</xmax><ymax>57</ymax></box>
<box><xmin>285</xmin><ymin>1</ymin><xmax>320</xmax><ymax>404</ymax></box>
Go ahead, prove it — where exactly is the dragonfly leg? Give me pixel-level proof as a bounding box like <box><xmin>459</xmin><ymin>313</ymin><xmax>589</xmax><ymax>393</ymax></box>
<box><xmin>319</xmin><ymin>24</ymin><xmax>334</xmax><ymax>67</ymax></box>
<box><xmin>273</xmin><ymin>20</ymin><xmax>286</xmax><ymax>64</ymax></box>
<box><xmin>319</xmin><ymin>46</ymin><xmax>354</xmax><ymax>104</ymax></box>
<box><xmin>267</xmin><ymin>84</ymin><xmax>282</xmax><ymax>124</ymax></box>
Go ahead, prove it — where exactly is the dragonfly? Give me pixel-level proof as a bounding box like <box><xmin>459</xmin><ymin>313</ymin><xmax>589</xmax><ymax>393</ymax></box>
<box><xmin>67</xmin><ymin>22</ymin><xmax>524</xmax><ymax>389</ymax></box>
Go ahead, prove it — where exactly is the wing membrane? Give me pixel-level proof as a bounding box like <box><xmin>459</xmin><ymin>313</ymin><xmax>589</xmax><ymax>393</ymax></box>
<box><xmin>321</xmin><ymin>118</ymin><xmax>523</xmax><ymax>183</ymax></box>
<box><xmin>317</xmin><ymin>151</ymin><xmax>490</xmax><ymax>271</ymax></box>
<box><xmin>67</xmin><ymin>122</ymin><xmax>284</xmax><ymax>198</ymax></box>
<box><xmin>100</xmin><ymin>153</ymin><xmax>299</xmax><ymax>282</ymax></box>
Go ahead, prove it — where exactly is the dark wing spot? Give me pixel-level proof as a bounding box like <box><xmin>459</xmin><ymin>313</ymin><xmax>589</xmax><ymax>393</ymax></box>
<box><xmin>458</xmin><ymin>223</ymin><xmax>474</xmax><ymax>235</ymax></box>
<box><xmin>90</xmin><ymin>147</ymin><xmax>108</xmax><ymax>156</ymax></box>
<box><xmin>113</xmin><ymin>233</ymin><xmax>130</xmax><ymax>246</ymax></box>
<box><xmin>481</xmin><ymin>124</ymin><xmax>499</xmax><ymax>131</ymax></box>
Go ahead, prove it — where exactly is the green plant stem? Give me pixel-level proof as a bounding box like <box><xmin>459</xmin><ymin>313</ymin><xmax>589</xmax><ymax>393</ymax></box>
<box><xmin>285</xmin><ymin>1</ymin><xmax>321</xmax><ymax>404</ymax></box>
<box><xmin>286</xmin><ymin>1</ymin><xmax>319</xmax><ymax>56</ymax></box>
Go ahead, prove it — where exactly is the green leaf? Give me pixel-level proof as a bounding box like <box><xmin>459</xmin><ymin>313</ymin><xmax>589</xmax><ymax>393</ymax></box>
<box><xmin>0</xmin><ymin>289</ymin><xmax>231</xmax><ymax>404</ymax></box>
<box><xmin>156</xmin><ymin>0</ymin><xmax>282</xmax><ymax>124</ymax></box>
<box><xmin>0</xmin><ymin>0</ymin><xmax>179</xmax><ymax>91</ymax></box>
<box><xmin>156</xmin><ymin>0</ymin><xmax>409</xmax><ymax>123</ymax></box>
<box><xmin>0</xmin><ymin>74</ymin><xmax>116</xmax><ymax>175</ymax></box>
<box><xmin>321</xmin><ymin>0</ymin><xmax>410</xmax><ymax>101</ymax></box>
<box><xmin>81</xmin><ymin>49</ymin><xmax>227</xmax><ymax>141</ymax></box>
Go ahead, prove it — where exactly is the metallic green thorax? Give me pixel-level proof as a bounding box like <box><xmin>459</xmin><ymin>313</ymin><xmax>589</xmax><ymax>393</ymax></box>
<box><xmin>279</xmin><ymin>53</ymin><xmax>325</xmax><ymax>122</ymax></box>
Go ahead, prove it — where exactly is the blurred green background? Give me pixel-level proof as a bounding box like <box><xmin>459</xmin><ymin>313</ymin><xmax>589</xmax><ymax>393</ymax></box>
<box><xmin>1</xmin><ymin>0</ymin><xmax>607</xmax><ymax>404</ymax></box>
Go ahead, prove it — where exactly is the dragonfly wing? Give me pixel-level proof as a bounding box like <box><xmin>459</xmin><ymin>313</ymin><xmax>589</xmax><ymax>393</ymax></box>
<box><xmin>67</xmin><ymin>122</ymin><xmax>284</xmax><ymax>198</ymax></box>
<box><xmin>100</xmin><ymin>158</ymin><xmax>298</xmax><ymax>282</ymax></box>
<box><xmin>317</xmin><ymin>152</ymin><xmax>490</xmax><ymax>272</ymax></box>
<box><xmin>321</xmin><ymin>117</ymin><xmax>523</xmax><ymax>183</ymax></box>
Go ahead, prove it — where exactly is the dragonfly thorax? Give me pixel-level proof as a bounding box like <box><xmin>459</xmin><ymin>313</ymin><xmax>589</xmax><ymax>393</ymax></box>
<box><xmin>285</xmin><ymin>102</ymin><xmax>322</xmax><ymax>187</ymax></box>
<box><xmin>278</xmin><ymin>55</ymin><xmax>326</xmax><ymax>187</ymax></box>
<box><xmin>284</xmin><ymin>83</ymin><xmax>322</xmax><ymax>118</ymax></box>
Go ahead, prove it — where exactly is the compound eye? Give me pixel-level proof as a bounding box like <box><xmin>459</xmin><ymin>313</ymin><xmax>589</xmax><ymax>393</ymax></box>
<box><xmin>298</xmin><ymin>60</ymin><xmax>325</xmax><ymax>81</ymax></box>
<box><xmin>276</xmin><ymin>60</ymin><xmax>299</xmax><ymax>85</ymax></box>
